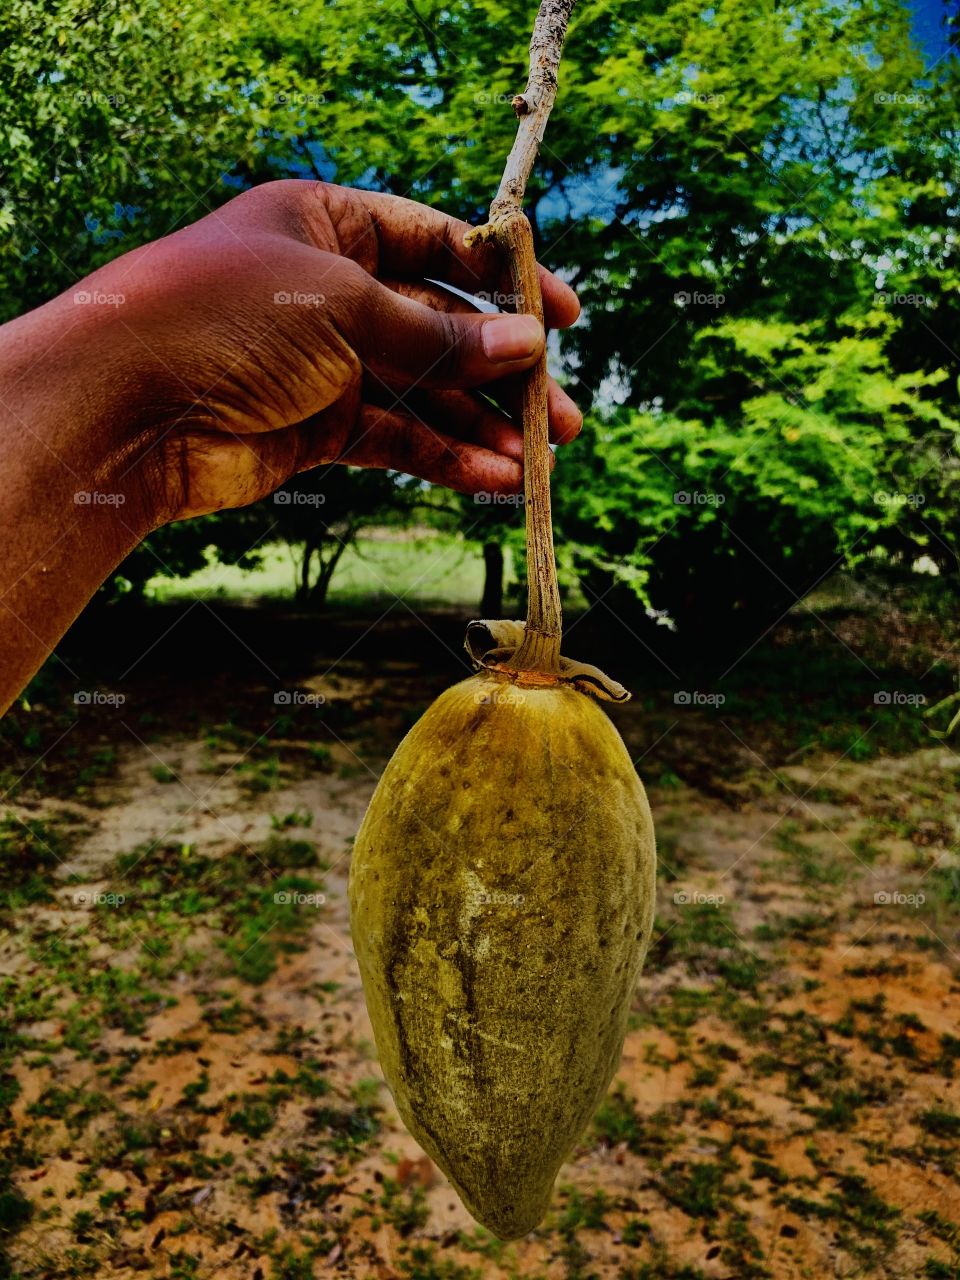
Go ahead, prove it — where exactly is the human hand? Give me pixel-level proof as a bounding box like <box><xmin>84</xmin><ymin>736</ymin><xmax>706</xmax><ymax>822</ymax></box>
<box><xmin>0</xmin><ymin>180</ymin><xmax>582</xmax><ymax>711</ymax></box>
<box><xmin>64</xmin><ymin>180</ymin><xmax>581</xmax><ymax>523</ymax></box>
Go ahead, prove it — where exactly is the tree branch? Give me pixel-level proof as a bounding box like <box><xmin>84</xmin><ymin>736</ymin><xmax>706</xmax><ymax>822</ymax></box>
<box><xmin>465</xmin><ymin>0</ymin><xmax>576</xmax><ymax>675</ymax></box>
<box><xmin>404</xmin><ymin>0</ymin><xmax>444</xmax><ymax>73</ymax></box>
<box><xmin>487</xmin><ymin>0</ymin><xmax>577</xmax><ymax>219</ymax></box>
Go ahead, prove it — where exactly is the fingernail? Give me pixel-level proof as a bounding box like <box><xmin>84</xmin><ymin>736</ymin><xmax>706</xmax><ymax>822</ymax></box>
<box><xmin>482</xmin><ymin>314</ymin><xmax>543</xmax><ymax>362</ymax></box>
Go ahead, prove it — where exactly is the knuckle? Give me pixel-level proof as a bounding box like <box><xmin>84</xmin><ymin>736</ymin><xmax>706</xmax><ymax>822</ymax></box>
<box><xmin>428</xmin><ymin>310</ymin><xmax>469</xmax><ymax>384</ymax></box>
<box><xmin>392</xmin><ymin>414</ymin><xmax>425</xmax><ymax>473</ymax></box>
<box><xmin>324</xmin><ymin>259</ymin><xmax>377</xmax><ymax>332</ymax></box>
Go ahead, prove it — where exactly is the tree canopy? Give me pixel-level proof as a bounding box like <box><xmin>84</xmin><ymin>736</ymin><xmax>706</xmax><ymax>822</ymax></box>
<box><xmin>2</xmin><ymin>0</ymin><xmax>957</xmax><ymax>634</ymax></box>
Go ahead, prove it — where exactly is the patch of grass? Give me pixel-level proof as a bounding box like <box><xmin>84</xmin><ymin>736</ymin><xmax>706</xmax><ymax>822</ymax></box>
<box><xmin>659</xmin><ymin>1153</ymin><xmax>740</xmax><ymax>1217</ymax></box>
<box><xmin>379</xmin><ymin>1178</ymin><xmax>429</xmax><ymax>1235</ymax></box>
<box><xmin>258</xmin><ymin>833</ymin><xmax>326</xmax><ymax>871</ymax></box>
<box><xmin>805</xmin><ymin>1086</ymin><xmax>882</xmax><ymax>1132</ymax></box>
<box><xmin>622</xmin><ymin>1216</ymin><xmax>652</xmax><ymax>1245</ymax></box>
<box><xmin>71</xmin><ymin>743</ymin><xmax>120</xmax><ymax>792</ymax></box>
<box><xmin>396</xmin><ymin>1244</ymin><xmax>481</xmax><ymax>1280</ymax></box>
<box><xmin>917</xmin><ymin>1108</ymin><xmax>960</xmax><ymax>1139</ymax></box>
<box><xmin>227</xmin><ymin>1095</ymin><xmax>276</xmax><ymax>1139</ymax></box>
<box><xmin>199</xmin><ymin>994</ymin><xmax>266</xmax><ymax>1034</ymax></box>
<box><xmin>843</xmin><ymin>958</ymin><xmax>909</xmax><ymax>979</ymax></box>
<box><xmin>922</xmin><ymin>1260</ymin><xmax>959</xmax><ymax>1279</ymax></box>
<box><xmin>0</xmin><ymin>813</ymin><xmax>71</xmax><ymax>912</ymax></box>
<box><xmin>309</xmin><ymin>1099</ymin><xmax>380</xmax><ymax>1154</ymax></box>
<box><xmin>936</xmin><ymin>1035</ymin><xmax>960</xmax><ymax>1077</ymax></box>
<box><xmin>270</xmin><ymin>807</ymin><xmax>313</xmax><ymax>830</ymax></box>
<box><xmin>833</xmin><ymin>1173</ymin><xmax>902</xmax><ymax>1241</ymax></box>
<box><xmin>781</xmin><ymin>1171</ymin><xmax>901</xmax><ymax>1253</ymax></box>
<box><xmin>146</xmin><ymin>533</ymin><xmax>494</xmax><ymax>611</ymax></box>
<box><xmin>27</xmin><ymin>1085</ymin><xmax>113</xmax><ymax>1136</ymax></box>
<box><xmin>110</xmin><ymin>838</ymin><xmax>325</xmax><ymax>985</ymax></box>
<box><xmin>267</xmin><ymin>1247</ymin><xmax>319</xmax><ymax>1280</ymax></box>
<box><xmin>648</xmin><ymin>903</ymin><xmax>768</xmax><ymax>993</ymax></box>
<box><xmin>773</xmin><ymin>821</ymin><xmax>847</xmax><ymax>885</ymax></box>
<box><xmin>918</xmin><ymin>1209</ymin><xmax>960</xmax><ymax>1251</ymax></box>
<box><xmin>593</xmin><ymin>1085</ymin><xmax>643</xmax><ymax>1149</ymax></box>
<box><xmin>748</xmin><ymin>1008</ymin><xmax>855</xmax><ymax>1102</ymax></box>
<box><xmin>593</xmin><ymin>1092</ymin><xmax>680</xmax><ymax>1162</ymax></box>
<box><xmin>925</xmin><ymin>866</ymin><xmax>960</xmax><ymax>912</ymax></box>
<box><xmin>750</xmin><ymin>1158</ymin><xmax>788</xmax><ymax>1187</ymax></box>
<box><xmin>754</xmin><ymin>911</ymin><xmax>836</xmax><ymax>942</ymax></box>
<box><xmin>236</xmin><ymin>754</ymin><xmax>283</xmax><ymax>795</ymax></box>
<box><xmin>0</xmin><ymin>1157</ymin><xmax>31</xmax><ymax>1234</ymax></box>
<box><xmin>556</xmin><ymin>1188</ymin><xmax>612</xmax><ymax>1238</ymax></box>
<box><xmin>223</xmin><ymin>873</ymin><xmax>324</xmax><ymax>984</ymax></box>
<box><xmin>267</xmin><ymin>1060</ymin><xmax>331</xmax><ymax>1101</ymax></box>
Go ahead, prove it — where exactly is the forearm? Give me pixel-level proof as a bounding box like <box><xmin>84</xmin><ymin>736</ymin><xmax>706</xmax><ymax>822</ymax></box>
<box><xmin>0</xmin><ymin>296</ymin><xmax>153</xmax><ymax>713</ymax></box>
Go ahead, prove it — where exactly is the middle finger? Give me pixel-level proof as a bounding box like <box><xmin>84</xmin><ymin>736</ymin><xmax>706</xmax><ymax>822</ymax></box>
<box><xmin>384</xmin><ymin>278</ymin><xmax>583</xmax><ymax>445</ymax></box>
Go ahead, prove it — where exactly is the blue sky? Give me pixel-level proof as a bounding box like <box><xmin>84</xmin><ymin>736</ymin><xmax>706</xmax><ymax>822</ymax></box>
<box><xmin>908</xmin><ymin>0</ymin><xmax>955</xmax><ymax>63</ymax></box>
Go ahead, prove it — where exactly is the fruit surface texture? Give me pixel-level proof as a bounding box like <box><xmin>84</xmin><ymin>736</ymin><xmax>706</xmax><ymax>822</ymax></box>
<box><xmin>349</xmin><ymin>669</ymin><xmax>657</xmax><ymax>1238</ymax></box>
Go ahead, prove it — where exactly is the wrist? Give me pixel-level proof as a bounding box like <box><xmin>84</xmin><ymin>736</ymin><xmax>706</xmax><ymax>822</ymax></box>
<box><xmin>0</xmin><ymin>292</ymin><xmax>163</xmax><ymax>710</ymax></box>
<box><xmin>2</xmin><ymin>289</ymin><xmax>164</xmax><ymax>542</ymax></box>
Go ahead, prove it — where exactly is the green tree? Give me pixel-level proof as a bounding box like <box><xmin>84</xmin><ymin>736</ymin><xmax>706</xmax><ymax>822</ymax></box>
<box><xmin>559</xmin><ymin>314</ymin><xmax>957</xmax><ymax>648</ymax></box>
<box><xmin>122</xmin><ymin>468</ymin><xmax>419</xmax><ymax>606</ymax></box>
<box><xmin>237</xmin><ymin>0</ymin><xmax>959</xmax><ymax>633</ymax></box>
<box><xmin>0</xmin><ymin>0</ymin><xmax>331</xmax><ymax>321</ymax></box>
<box><xmin>3</xmin><ymin>0</ymin><xmax>957</xmax><ymax>626</ymax></box>
<box><xmin>266</xmin><ymin>468</ymin><xmax>419</xmax><ymax>609</ymax></box>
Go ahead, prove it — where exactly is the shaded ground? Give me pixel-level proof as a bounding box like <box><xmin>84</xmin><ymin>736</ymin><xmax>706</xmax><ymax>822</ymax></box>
<box><xmin>0</xmin><ymin>591</ymin><xmax>958</xmax><ymax>1279</ymax></box>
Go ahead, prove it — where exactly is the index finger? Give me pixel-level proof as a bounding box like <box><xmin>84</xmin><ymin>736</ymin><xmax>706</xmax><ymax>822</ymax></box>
<box><xmin>358</xmin><ymin>189</ymin><xmax>581</xmax><ymax>329</ymax></box>
<box><xmin>231</xmin><ymin>180</ymin><xmax>581</xmax><ymax>329</ymax></box>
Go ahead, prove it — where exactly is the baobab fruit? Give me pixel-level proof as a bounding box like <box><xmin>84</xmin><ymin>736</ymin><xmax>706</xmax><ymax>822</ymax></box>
<box><xmin>349</xmin><ymin>623</ymin><xmax>656</xmax><ymax>1239</ymax></box>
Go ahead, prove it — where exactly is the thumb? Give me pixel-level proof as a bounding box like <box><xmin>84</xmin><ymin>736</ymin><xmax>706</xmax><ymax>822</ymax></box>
<box><xmin>337</xmin><ymin>272</ymin><xmax>545</xmax><ymax>391</ymax></box>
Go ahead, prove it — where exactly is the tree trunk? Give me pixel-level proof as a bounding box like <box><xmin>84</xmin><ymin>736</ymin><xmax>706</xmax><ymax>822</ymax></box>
<box><xmin>309</xmin><ymin>536</ymin><xmax>351</xmax><ymax>608</ymax></box>
<box><xmin>480</xmin><ymin>541</ymin><xmax>504</xmax><ymax>617</ymax></box>
<box><xmin>295</xmin><ymin>544</ymin><xmax>314</xmax><ymax>604</ymax></box>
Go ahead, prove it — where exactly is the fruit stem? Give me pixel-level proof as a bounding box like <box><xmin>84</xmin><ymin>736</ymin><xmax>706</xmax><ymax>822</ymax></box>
<box><xmin>504</xmin><ymin>212</ymin><xmax>562</xmax><ymax>675</ymax></box>
<box><xmin>465</xmin><ymin>0</ymin><xmax>576</xmax><ymax>677</ymax></box>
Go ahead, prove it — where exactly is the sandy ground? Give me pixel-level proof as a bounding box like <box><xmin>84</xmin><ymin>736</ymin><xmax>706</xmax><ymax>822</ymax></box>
<box><xmin>1</xmin><ymin>717</ymin><xmax>959</xmax><ymax>1279</ymax></box>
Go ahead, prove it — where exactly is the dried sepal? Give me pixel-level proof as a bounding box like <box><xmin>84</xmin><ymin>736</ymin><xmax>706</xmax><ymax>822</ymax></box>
<box><xmin>464</xmin><ymin>619</ymin><xmax>631</xmax><ymax>703</ymax></box>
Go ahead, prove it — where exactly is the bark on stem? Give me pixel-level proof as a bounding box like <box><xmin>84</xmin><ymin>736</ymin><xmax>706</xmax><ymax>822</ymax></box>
<box><xmin>465</xmin><ymin>0</ymin><xmax>576</xmax><ymax>677</ymax></box>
